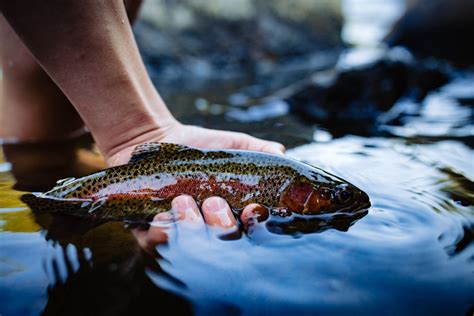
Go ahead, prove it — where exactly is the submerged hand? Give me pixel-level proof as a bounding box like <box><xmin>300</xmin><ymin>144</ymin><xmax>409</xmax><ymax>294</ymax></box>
<box><xmin>132</xmin><ymin>195</ymin><xmax>269</xmax><ymax>254</ymax></box>
<box><xmin>109</xmin><ymin>122</ymin><xmax>282</xmax><ymax>248</ymax></box>
<box><xmin>105</xmin><ymin>120</ymin><xmax>284</xmax><ymax>251</ymax></box>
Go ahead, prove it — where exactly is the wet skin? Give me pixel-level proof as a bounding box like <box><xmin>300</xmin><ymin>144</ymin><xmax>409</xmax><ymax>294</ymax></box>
<box><xmin>132</xmin><ymin>196</ymin><xmax>266</xmax><ymax>253</ymax></box>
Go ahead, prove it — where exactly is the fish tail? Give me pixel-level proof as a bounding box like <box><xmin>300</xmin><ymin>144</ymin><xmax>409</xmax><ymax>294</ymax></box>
<box><xmin>21</xmin><ymin>193</ymin><xmax>89</xmax><ymax>216</ymax></box>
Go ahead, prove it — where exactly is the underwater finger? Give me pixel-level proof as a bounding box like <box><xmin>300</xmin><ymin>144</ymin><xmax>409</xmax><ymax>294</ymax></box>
<box><xmin>147</xmin><ymin>212</ymin><xmax>176</xmax><ymax>244</ymax></box>
<box><xmin>201</xmin><ymin>197</ymin><xmax>238</xmax><ymax>229</ymax></box>
<box><xmin>131</xmin><ymin>212</ymin><xmax>174</xmax><ymax>253</ymax></box>
<box><xmin>202</xmin><ymin>197</ymin><xmax>240</xmax><ymax>240</ymax></box>
<box><xmin>172</xmin><ymin>195</ymin><xmax>204</xmax><ymax>227</ymax></box>
<box><xmin>240</xmin><ymin>203</ymin><xmax>269</xmax><ymax>231</ymax></box>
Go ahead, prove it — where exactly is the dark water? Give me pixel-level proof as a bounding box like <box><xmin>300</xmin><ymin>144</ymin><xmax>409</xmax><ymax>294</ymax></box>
<box><xmin>1</xmin><ymin>74</ymin><xmax>473</xmax><ymax>315</ymax></box>
<box><xmin>1</xmin><ymin>1</ymin><xmax>474</xmax><ymax>315</ymax></box>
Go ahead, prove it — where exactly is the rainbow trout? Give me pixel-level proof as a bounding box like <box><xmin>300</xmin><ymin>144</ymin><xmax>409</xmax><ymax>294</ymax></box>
<box><xmin>22</xmin><ymin>143</ymin><xmax>370</xmax><ymax>221</ymax></box>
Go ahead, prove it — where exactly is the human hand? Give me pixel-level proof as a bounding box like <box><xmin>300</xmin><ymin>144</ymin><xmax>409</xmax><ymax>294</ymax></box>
<box><xmin>132</xmin><ymin>195</ymin><xmax>269</xmax><ymax>254</ymax></box>
<box><xmin>107</xmin><ymin>122</ymin><xmax>282</xmax><ymax>247</ymax></box>
<box><xmin>105</xmin><ymin>122</ymin><xmax>285</xmax><ymax>166</ymax></box>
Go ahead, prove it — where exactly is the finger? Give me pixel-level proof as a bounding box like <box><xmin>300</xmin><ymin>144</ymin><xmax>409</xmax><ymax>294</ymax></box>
<box><xmin>240</xmin><ymin>203</ymin><xmax>269</xmax><ymax>231</ymax></box>
<box><xmin>171</xmin><ymin>195</ymin><xmax>204</xmax><ymax>227</ymax></box>
<box><xmin>260</xmin><ymin>141</ymin><xmax>286</xmax><ymax>155</ymax></box>
<box><xmin>238</xmin><ymin>133</ymin><xmax>286</xmax><ymax>155</ymax></box>
<box><xmin>201</xmin><ymin>197</ymin><xmax>237</xmax><ymax>228</ymax></box>
<box><xmin>148</xmin><ymin>212</ymin><xmax>175</xmax><ymax>244</ymax></box>
<box><xmin>172</xmin><ymin>195</ymin><xmax>207</xmax><ymax>244</ymax></box>
<box><xmin>131</xmin><ymin>212</ymin><xmax>174</xmax><ymax>254</ymax></box>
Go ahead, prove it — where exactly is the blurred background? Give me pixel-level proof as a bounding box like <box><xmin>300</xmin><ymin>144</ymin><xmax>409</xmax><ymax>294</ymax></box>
<box><xmin>1</xmin><ymin>1</ymin><xmax>473</xmax><ymax>315</ymax></box>
<box><xmin>132</xmin><ymin>0</ymin><xmax>473</xmax><ymax>147</ymax></box>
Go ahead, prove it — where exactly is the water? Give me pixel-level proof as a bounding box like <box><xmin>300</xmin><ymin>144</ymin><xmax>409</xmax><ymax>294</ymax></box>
<box><xmin>1</xmin><ymin>1</ymin><xmax>474</xmax><ymax>315</ymax></box>
<box><xmin>1</xmin><ymin>88</ymin><xmax>472</xmax><ymax>315</ymax></box>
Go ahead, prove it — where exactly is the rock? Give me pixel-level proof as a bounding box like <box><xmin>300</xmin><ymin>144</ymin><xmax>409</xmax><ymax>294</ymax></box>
<box><xmin>385</xmin><ymin>0</ymin><xmax>474</xmax><ymax>66</ymax></box>
<box><xmin>284</xmin><ymin>48</ymin><xmax>451</xmax><ymax>135</ymax></box>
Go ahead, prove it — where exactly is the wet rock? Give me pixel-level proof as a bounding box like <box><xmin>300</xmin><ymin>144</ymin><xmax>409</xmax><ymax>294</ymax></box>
<box><xmin>385</xmin><ymin>0</ymin><xmax>474</xmax><ymax>66</ymax></box>
<box><xmin>284</xmin><ymin>48</ymin><xmax>451</xmax><ymax>136</ymax></box>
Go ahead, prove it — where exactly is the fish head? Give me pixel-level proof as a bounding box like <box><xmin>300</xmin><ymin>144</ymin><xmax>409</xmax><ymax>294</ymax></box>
<box><xmin>281</xmin><ymin>181</ymin><xmax>370</xmax><ymax>215</ymax></box>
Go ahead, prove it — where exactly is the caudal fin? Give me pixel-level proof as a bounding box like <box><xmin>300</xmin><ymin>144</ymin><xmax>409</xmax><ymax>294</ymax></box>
<box><xmin>21</xmin><ymin>193</ymin><xmax>89</xmax><ymax>215</ymax></box>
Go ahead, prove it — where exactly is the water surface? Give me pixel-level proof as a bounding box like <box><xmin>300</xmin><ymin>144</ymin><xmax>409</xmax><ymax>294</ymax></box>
<box><xmin>1</xmin><ymin>93</ymin><xmax>472</xmax><ymax>314</ymax></box>
<box><xmin>1</xmin><ymin>1</ymin><xmax>473</xmax><ymax>314</ymax></box>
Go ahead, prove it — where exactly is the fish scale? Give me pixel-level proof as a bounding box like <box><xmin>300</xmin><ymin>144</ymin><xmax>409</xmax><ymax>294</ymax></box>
<box><xmin>22</xmin><ymin>142</ymin><xmax>371</xmax><ymax>221</ymax></box>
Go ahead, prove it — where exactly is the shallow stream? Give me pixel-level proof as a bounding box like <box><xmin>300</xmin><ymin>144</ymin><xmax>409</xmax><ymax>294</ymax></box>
<box><xmin>1</xmin><ymin>0</ymin><xmax>473</xmax><ymax>315</ymax></box>
<box><xmin>1</xmin><ymin>73</ymin><xmax>472</xmax><ymax>314</ymax></box>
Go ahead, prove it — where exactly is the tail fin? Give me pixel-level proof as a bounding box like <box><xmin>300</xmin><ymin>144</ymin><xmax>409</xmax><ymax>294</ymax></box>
<box><xmin>21</xmin><ymin>193</ymin><xmax>91</xmax><ymax>216</ymax></box>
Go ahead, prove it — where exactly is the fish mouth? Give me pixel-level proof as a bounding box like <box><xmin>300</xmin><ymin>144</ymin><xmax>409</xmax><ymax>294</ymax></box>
<box><xmin>351</xmin><ymin>190</ymin><xmax>371</xmax><ymax>213</ymax></box>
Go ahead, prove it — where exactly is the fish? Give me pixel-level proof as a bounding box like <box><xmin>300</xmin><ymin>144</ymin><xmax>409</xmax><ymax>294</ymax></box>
<box><xmin>21</xmin><ymin>142</ymin><xmax>371</xmax><ymax>222</ymax></box>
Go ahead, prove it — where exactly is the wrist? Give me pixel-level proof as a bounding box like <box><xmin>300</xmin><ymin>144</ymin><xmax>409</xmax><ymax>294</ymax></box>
<box><xmin>102</xmin><ymin>116</ymin><xmax>181</xmax><ymax>166</ymax></box>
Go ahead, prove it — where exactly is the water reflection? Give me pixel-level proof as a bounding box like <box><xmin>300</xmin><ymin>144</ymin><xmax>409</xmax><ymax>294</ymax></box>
<box><xmin>1</xmin><ymin>135</ymin><xmax>105</xmax><ymax>192</ymax></box>
<box><xmin>439</xmin><ymin>223</ymin><xmax>474</xmax><ymax>257</ymax></box>
<box><xmin>265</xmin><ymin>211</ymin><xmax>368</xmax><ymax>236</ymax></box>
<box><xmin>1</xmin><ymin>1</ymin><xmax>474</xmax><ymax>311</ymax></box>
<box><xmin>15</xmin><ymin>211</ymin><xmax>192</xmax><ymax>315</ymax></box>
<box><xmin>137</xmin><ymin>137</ymin><xmax>473</xmax><ymax>315</ymax></box>
<box><xmin>1</xmin><ymin>130</ymin><xmax>473</xmax><ymax>315</ymax></box>
<box><xmin>438</xmin><ymin>168</ymin><xmax>474</xmax><ymax>207</ymax></box>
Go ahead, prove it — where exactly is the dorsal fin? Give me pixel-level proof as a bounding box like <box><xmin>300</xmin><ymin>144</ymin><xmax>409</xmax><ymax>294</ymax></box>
<box><xmin>128</xmin><ymin>142</ymin><xmax>196</xmax><ymax>163</ymax></box>
<box><xmin>55</xmin><ymin>177</ymin><xmax>76</xmax><ymax>186</ymax></box>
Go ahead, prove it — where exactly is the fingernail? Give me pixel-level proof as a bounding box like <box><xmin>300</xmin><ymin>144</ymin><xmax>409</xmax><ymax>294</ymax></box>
<box><xmin>150</xmin><ymin>211</ymin><xmax>174</xmax><ymax>228</ymax></box>
<box><xmin>267</xmin><ymin>144</ymin><xmax>286</xmax><ymax>155</ymax></box>
<box><xmin>206</xmin><ymin>197</ymin><xmax>227</xmax><ymax>211</ymax></box>
<box><xmin>155</xmin><ymin>212</ymin><xmax>173</xmax><ymax>221</ymax></box>
<box><xmin>204</xmin><ymin>197</ymin><xmax>235</xmax><ymax>228</ymax></box>
<box><xmin>172</xmin><ymin>195</ymin><xmax>201</xmax><ymax>221</ymax></box>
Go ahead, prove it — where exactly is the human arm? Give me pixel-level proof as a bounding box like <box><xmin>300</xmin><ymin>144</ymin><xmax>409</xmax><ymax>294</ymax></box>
<box><xmin>0</xmin><ymin>0</ymin><xmax>284</xmax><ymax>164</ymax></box>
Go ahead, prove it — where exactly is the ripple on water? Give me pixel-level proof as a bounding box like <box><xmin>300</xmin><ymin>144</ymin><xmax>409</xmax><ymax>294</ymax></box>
<box><xmin>380</xmin><ymin>75</ymin><xmax>474</xmax><ymax>139</ymax></box>
<box><xmin>142</xmin><ymin>136</ymin><xmax>474</xmax><ymax>315</ymax></box>
<box><xmin>1</xmin><ymin>117</ymin><xmax>473</xmax><ymax>315</ymax></box>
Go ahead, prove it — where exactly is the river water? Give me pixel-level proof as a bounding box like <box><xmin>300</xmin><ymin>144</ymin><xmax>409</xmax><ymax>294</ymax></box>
<box><xmin>1</xmin><ymin>1</ymin><xmax>473</xmax><ymax>315</ymax></box>
<box><xmin>1</xmin><ymin>74</ymin><xmax>472</xmax><ymax>315</ymax></box>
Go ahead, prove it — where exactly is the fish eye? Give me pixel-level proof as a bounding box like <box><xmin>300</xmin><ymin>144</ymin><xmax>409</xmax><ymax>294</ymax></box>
<box><xmin>338</xmin><ymin>189</ymin><xmax>353</xmax><ymax>203</ymax></box>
